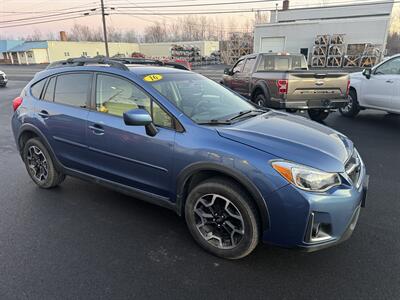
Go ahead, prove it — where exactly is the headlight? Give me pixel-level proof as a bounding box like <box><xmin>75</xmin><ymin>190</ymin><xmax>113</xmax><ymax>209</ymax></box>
<box><xmin>271</xmin><ymin>161</ymin><xmax>341</xmax><ymax>192</ymax></box>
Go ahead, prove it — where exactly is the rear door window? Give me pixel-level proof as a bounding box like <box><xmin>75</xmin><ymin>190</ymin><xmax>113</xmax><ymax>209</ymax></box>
<box><xmin>54</xmin><ymin>73</ymin><xmax>92</xmax><ymax>108</ymax></box>
<box><xmin>30</xmin><ymin>79</ymin><xmax>46</xmax><ymax>99</ymax></box>
<box><xmin>243</xmin><ymin>57</ymin><xmax>256</xmax><ymax>74</ymax></box>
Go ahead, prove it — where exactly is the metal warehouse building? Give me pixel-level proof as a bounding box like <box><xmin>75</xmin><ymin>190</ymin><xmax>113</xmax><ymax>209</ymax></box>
<box><xmin>254</xmin><ymin>0</ymin><xmax>394</xmax><ymax>66</ymax></box>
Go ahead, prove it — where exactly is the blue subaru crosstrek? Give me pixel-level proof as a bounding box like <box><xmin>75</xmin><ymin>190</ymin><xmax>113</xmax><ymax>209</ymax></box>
<box><xmin>11</xmin><ymin>58</ymin><xmax>368</xmax><ymax>259</ymax></box>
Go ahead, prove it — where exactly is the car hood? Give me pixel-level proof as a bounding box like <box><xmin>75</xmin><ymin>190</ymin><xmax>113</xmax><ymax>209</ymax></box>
<box><xmin>350</xmin><ymin>72</ymin><xmax>363</xmax><ymax>79</ymax></box>
<box><xmin>217</xmin><ymin>111</ymin><xmax>353</xmax><ymax>172</ymax></box>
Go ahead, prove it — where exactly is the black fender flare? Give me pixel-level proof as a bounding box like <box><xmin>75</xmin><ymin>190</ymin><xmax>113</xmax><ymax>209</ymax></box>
<box><xmin>176</xmin><ymin>162</ymin><xmax>270</xmax><ymax>231</ymax></box>
<box><xmin>17</xmin><ymin>123</ymin><xmax>64</xmax><ymax>171</ymax></box>
<box><xmin>251</xmin><ymin>81</ymin><xmax>271</xmax><ymax>102</ymax></box>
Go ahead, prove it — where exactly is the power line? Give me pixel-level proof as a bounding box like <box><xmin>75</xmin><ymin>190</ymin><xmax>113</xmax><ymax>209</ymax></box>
<box><xmin>0</xmin><ymin>8</ymin><xmax>99</xmax><ymax>24</ymax></box>
<box><xmin>0</xmin><ymin>2</ymin><xmax>99</xmax><ymax>14</ymax></box>
<box><xmin>0</xmin><ymin>14</ymin><xmax>95</xmax><ymax>29</ymax></box>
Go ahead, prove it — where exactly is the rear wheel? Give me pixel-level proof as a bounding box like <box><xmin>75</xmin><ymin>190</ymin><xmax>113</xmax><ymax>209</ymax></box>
<box><xmin>253</xmin><ymin>92</ymin><xmax>267</xmax><ymax>107</ymax></box>
<box><xmin>339</xmin><ymin>89</ymin><xmax>360</xmax><ymax>117</ymax></box>
<box><xmin>308</xmin><ymin>109</ymin><xmax>330</xmax><ymax>122</ymax></box>
<box><xmin>185</xmin><ymin>177</ymin><xmax>260</xmax><ymax>259</ymax></box>
<box><xmin>22</xmin><ymin>138</ymin><xmax>65</xmax><ymax>188</ymax></box>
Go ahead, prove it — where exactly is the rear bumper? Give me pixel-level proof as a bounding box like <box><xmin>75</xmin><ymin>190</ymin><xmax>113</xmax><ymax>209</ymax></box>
<box><xmin>272</xmin><ymin>98</ymin><xmax>348</xmax><ymax>110</ymax></box>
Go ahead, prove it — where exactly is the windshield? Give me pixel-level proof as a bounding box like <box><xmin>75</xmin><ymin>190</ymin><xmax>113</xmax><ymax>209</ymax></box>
<box><xmin>145</xmin><ymin>73</ymin><xmax>257</xmax><ymax>124</ymax></box>
<box><xmin>257</xmin><ymin>55</ymin><xmax>308</xmax><ymax>71</ymax></box>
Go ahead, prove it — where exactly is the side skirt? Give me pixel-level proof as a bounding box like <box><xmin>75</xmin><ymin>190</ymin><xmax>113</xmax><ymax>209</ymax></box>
<box><xmin>63</xmin><ymin>167</ymin><xmax>177</xmax><ymax>212</ymax></box>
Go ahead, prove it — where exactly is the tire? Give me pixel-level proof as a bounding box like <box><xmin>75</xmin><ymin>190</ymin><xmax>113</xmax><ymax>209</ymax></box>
<box><xmin>308</xmin><ymin>109</ymin><xmax>330</xmax><ymax>122</ymax></box>
<box><xmin>339</xmin><ymin>89</ymin><xmax>360</xmax><ymax>118</ymax></box>
<box><xmin>185</xmin><ymin>177</ymin><xmax>260</xmax><ymax>259</ymax></box>
<box><xmin>254</xmin><ymin>92</ymin><xmax>267</xmax><ymax>107</ymax></box>
<box><xmin>22</xmin><ymin>138</ymin><xmax>65</xmax><ymax>189</ymax></box>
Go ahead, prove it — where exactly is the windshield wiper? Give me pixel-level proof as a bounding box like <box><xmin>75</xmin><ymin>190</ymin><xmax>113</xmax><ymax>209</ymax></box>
<box><xmin>227</xmin><ymin>109</ymin><xmax>265</xmax><ymax>121</ymax></box>
<box><xmin>197</xmin><ymin>119</ymin><xmax>232</xmax><ymax>125</ymax></box>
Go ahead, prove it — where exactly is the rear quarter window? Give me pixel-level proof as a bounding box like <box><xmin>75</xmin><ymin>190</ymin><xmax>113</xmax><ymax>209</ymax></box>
<box><xmin>30</xmin><ymin>79</ymin><xmax>46</xmax><ymax>99</ymax></box>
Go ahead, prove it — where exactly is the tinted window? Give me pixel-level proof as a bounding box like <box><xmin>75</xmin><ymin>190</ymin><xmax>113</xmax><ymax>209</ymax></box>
<box><xmin>54</xmin><ymin>73</ymin><xmax>91</xmax><ymax>108</ymax></box>
<box><xmin>243</xmin><ymin>57</ymin><xmax>256</xmax><ymax>73</ymax></box>
<box><xmin>30</xmin><ymin>79</ymin><xmax>46</xmax><ymax>99</ymax></box>
<box><xmin>232</xmin><ymin>59</ymin><xmax>245</xmax><ymax>74</ymax></box>
<box><xmin>96</xmin><ymin>74</ymin><xmax>173</xmax><ymax>128</ymax></box>
<box><xmin>257</xmin><ymin>55</ymin><xmax>307</xmax><ymax>71</ymax></box>
<box><xmin>375</xmin><ymin>57</ymin><xmax>400</xmax><ymax>75</ymax></box>
<box><xmin>43</xmin><ymin>77</ymin><xmax>56</xmax><ymax>101</ymax></box>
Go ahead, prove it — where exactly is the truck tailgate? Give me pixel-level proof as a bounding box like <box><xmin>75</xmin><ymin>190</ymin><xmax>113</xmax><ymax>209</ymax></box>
<box><xmin>287</xmin><ymin>72</ymin><xmax>349</xmax><ymax>101</ymax></box>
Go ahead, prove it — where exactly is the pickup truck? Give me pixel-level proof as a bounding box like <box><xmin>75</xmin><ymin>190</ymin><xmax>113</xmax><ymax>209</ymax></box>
<box><xmin>221</xmin><ymin>53</ymin><xmax>350</xmax><ymax>122</ymax></box>
<box><xmin>340</xmin><ymin>54</ymin><xmax>400</xmax><ymax>117</ymax></box>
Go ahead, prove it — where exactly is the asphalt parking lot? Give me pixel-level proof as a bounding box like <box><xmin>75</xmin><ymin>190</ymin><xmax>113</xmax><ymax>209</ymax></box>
<box><xmin>0</xmin><ymin>65</ymin><xmax>399</xmax><ymax>299</ymax></box>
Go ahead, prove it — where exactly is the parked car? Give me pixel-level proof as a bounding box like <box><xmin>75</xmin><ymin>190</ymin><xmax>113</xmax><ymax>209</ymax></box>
<box><xmin>221</xmin><ymin>53</ymin><xmax>350</xmax><ymax>122</ymax></box>
<box><xmin>340</xmin><ymin>54</ymin><xmax>400</xmax><ymax>117</ymax></box>
<box><xmin>11</xmin><ymin>57</ymin><xmax>368</xmax><ymax>259</ymax></box>
<box><xmin>0</xmin><ymin>70</ymin><xmax>8</xmax><ymax>87</ymax></box>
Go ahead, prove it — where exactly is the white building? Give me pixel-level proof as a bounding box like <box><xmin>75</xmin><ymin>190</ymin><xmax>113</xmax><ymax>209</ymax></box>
<box><xmin>254</xmin><ymin>0</ymin><xmax>394</xmax><ymax>62</ymax></box>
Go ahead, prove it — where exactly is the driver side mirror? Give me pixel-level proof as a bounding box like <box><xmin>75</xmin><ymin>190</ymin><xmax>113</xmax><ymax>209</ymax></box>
<box><xmin>123</xmin><ymin>108</ymin><xmax>158</xmax><ymax>136</ymax></box>
<box><xmin>224</xmin><ymin>67</ymin><xmax>232</xmax><ymax>75</ymax></box>
<box><xmin>362</xmin><ymin>68</ymin><xmax>372</xmax><ymax>79</ymax></box>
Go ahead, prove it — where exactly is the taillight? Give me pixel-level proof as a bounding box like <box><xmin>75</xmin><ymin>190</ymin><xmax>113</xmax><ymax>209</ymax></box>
<box><xmin>277</xmin><ymin>80</ymin><xmax>288</xmax><ymax>94</ymax></box>
<box><xmin>12</xmin><ymin>97</ymin><xmax>23</xmax><ymax>111</ymax></box>
<box><xmin>346</xmin><ymin>79</ymin><xmax>350</xmax><ymax>96</ymax></box>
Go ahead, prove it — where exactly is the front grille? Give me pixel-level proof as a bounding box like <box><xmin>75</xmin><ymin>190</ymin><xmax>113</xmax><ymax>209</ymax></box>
<box><xmin>345</xmin><ymin>149</ymin><xmax>361</xmax><ymax>187</ymax></box>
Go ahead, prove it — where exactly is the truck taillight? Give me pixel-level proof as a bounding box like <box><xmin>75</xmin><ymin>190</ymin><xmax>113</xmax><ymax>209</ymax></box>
<box><xmin>12</xmin><ymin>97</ymin><xmax>23</xmax><ymax>111</ymax></box>
<box><xmin>346</xmin><ymin>79</ymin><xmax>350</xmax><ymax>96</ymax></box>
<box><xmin>277</xmin><ymin>80</ymin><xmax>288</xmax><ymax>94</ymax></box>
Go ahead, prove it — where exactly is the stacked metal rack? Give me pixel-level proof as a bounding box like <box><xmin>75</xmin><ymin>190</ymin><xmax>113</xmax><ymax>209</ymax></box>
<box><xmin>343</xmin><ymin>44</ymin><xmax>381</xmax><ymax>68</ymax></box>
<box><xmin>311</xmin><ymin>34</ymin><xmax>330</xmax><ymax>67</ymax></box>
<box><xmin>360</xmin><ymin>44</ymin><xmax>381</xmax><ymax>68</ymax></box>
<box><xmin>220</xmin><ymin>32</ymin><xmax>253</xmax><ymax>65</ymax></box>
<box><xmin>170</xmin><ymin>44</ymin><xmax>201</xmax><ymax>65</ymax></box>
<box><xmin>326</xmin><ymin>34</ymin><xmax>345</xmax><ymax>68</ymax></box>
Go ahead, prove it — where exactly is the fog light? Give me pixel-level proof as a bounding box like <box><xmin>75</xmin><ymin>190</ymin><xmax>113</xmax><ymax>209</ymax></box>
<box><xmin>306</xmin><ymin>212</ymin><xmax>333</xmax><ymax>243</ymax></box>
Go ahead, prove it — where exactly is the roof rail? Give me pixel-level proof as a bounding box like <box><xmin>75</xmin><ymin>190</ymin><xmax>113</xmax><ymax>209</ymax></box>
<box><xmin>112</xmin><ymin>57</ymin><xmax>190</xmax><ymax>70</ymax></box>
<box><xmin>46</xmin><ymin>57</ymin><xmax>130</xmax><ymax>71</ymax></box>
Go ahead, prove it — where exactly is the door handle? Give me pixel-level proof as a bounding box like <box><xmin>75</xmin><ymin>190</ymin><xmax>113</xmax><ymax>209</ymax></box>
<box><xmin>386</xmin><ymin>80</ymin><xmax>394</xmax><ymax>83</ymax></box>
<box><xmin>89</xmin><ymin>124</ymin><xmax>105</xmax><ymax>135</ymax></box>
<box><xmin>38</xmin><ymin>110</ymin><xmax>49</xmax><ymax>118</ymax></box>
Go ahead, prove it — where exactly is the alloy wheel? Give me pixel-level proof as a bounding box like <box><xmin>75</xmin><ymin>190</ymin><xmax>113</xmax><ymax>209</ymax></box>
<box><xmin>342</xmin><ymin>95</ymin><xmax>353</xmax><ymax>113</ymax></box>
<box><xmin>26</xmin><ymin>145</ymin><xmax>48</xmax><ymax>183</ymax></box>
<box><xmin>193</xmin><ymin>194</ymin><xmax>245</xmax><ymax>249</ymax></box>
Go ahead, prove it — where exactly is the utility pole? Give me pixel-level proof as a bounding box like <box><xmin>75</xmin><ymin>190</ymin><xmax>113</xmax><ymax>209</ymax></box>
<box><xmin>100</xmin><ymin>0</ymin><xmax>110</xmax><ymax>57</ymax></box>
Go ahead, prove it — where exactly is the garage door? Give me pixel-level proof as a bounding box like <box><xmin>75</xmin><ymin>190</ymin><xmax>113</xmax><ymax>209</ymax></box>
<box><xmin>260</xmin><ymin>37</ymin><xmax>285</xmax><ymax>53</ymax></box>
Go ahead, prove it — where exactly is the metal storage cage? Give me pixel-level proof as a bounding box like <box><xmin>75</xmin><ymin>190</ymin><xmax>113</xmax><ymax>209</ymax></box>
<box><xmin>330</xmin><ymin>34</ymin><xmax>345</xmax><ymax>45</ymax></box>
<box><xmin>326</xmin><ymin>56</ymin><xmax>343</xmax><ymax>68</ymax></box>
<box><xmin>314</xmin><ymin>35</ymin><xmax>330</xmax><ymax>46</ymax></box>
<box><xmin>311</xmin><ymin>56</ymin><xmax>327</xmax><ymax>67</ymax></box>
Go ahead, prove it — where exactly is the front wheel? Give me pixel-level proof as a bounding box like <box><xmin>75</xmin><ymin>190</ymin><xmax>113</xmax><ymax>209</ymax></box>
<box><xmin>308</xmin><ymin>109</ymin><xmax>330</xmax><ymax>122</ymax></box>
<box><xmin>185</xmin><ymin>177</ymin><xmax>260</xmax><ymax>259</ymax></box>
<box><xmin>22</xmin><ymin>138</ymin><xmax>65</xmax><ymax>188</ymax></box>
<box><xmin>339</xmin><ymin>89</ymin><xmax>360</xmax><ymax>117</ymax></box>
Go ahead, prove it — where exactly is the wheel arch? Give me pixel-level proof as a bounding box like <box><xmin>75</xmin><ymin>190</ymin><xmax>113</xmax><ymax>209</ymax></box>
<box><xmin>176</xmin><ymin>163</ymin><xmax>270</xmax><ymax>231</ymax></box>
<box><xmin>17</xmin><ymin>124</ymin><xmax>63</xmax><ymax>171</ymax></box>
<box><xmin>250</xmin><ymin>81</ymin><xmax>270</xmax><ymax>101</ymax></box>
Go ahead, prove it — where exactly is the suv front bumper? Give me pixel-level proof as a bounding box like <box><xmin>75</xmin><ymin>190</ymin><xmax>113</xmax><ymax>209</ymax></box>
<box><xmin>261</xmin><ymin>167</ymin><xmax>368</xmax><ymax>252</ymax></box>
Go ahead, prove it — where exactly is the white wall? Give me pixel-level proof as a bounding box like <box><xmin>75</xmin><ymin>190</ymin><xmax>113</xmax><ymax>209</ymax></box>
<box><xmin>254</xmin><ymin>16</ymin><xmax>391</xmax><ymax>60</ymax></box>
